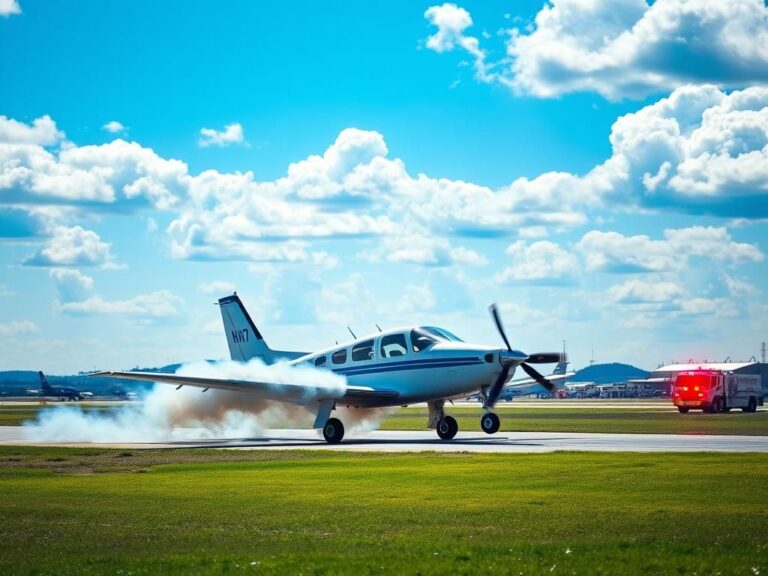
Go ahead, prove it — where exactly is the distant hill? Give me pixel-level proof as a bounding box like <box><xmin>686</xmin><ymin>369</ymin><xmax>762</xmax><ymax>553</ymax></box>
<box><xmin>570</xmin><ymin>363</ymin><xmax>649</xmax><ymax>384</ymax></box>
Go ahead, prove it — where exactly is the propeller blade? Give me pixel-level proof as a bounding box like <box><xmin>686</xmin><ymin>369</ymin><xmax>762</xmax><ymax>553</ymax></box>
<box><xmin>485</xmin><ymin>364</ymin><xmax>511</xmax><ymax>408</ymax></box>
<box><xmin>520</xmin><ymin>362</ymin><xmax>557</xmax><ymax>394</ymax></box>
<box><xmin>488</xmin><ymin>303</ymin><xmax>512</xmax><ymax>352</ymax></box>
<box><xmin>526</xmin><ymin>352</ymin><xmax>564</xmax><ymax>364</ymax></box>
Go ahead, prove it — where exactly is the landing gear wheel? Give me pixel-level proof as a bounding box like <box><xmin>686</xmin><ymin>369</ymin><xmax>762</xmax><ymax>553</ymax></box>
<box><xmin>743</xmin><ymin>397</ymin><xmax>757</xmax><ymax>413</ymax></box>
<box><xmin>322</xmin><ymin>418</ymin><xmax>345</xmax><ymax>444</ymax></box>
<box><xmin>677</xmin><ymin>406</ymin><xmax>689</xmax><ymax>414</ymax></box>
<box><xmin>711</xmin><ymin>397</ymin><xmax>721</xmax><ymax>414</ymax></box>
<box><xmin>437</xmin><ymin>415</ymin><xmax>458</xmax><ymax>440</ymax></box>
<box><xmin>481</xmin><ymin>412</ymin><xmax>500</xmax><ymax>434</ymax></box>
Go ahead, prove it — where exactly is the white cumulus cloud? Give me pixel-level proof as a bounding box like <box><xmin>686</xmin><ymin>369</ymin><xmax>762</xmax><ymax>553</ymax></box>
<box><xmin>0</xmin><ymin>0</ymin><xmax>21</xmax><ymax>18</ymax></box>
<box><xmin>102</xmin><ymin>121</ymin><xmax>127</xmax><ymax>134</ymax></box>
<box><xmin>23</xmin><ymin>226</ymin><xmax>116</xmax><ymax>268</ymax></box>
<box><xmin>426</xmin><ymin>0</ymin><xmax>768</xmax><ymax>100</ymax></box>
<box><xmin>496</xmin><ymin>240</ymin><xmax>578</xmax><ymax>284</ymax></box>
<box><xmin>198</xmin><ymin>123</ymin><xmax>246</xmax><ymax>148</ymax></box>
<box><xmin>59</xmin><ymin>290</ymin><xmax>182</xmax><ymax>318</ymax></box>
<box><xmin>577</xmin><ymin>226</ymin><xmax>763</xmax><ymax>273</ymax></box>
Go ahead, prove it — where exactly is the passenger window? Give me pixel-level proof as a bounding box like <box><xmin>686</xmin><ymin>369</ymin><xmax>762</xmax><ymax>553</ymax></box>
<box><xmin>352</xmin><ymin>340</ymin><xmax>374</xmax><ymax>362</ymax></box>
<box><xmin>315</xmin><ymin>356</ymin><xmax>326</xmax><ymax>367</ymax></box>
<box><xmin>331</xmin><ymin>349</ymin><xmax>347</xmax><ymax>364</ymax></box>
<box><xmin>380</xmin><ymin>334</ymin><xmax>407</xmax><ymax>358</ymax></box>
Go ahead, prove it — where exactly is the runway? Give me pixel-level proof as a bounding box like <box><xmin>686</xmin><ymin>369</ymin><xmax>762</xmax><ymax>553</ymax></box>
<box><xmin>1</xmin><ymin>426</ymin><xmax>766</xmax><ymax>453</ymax></box>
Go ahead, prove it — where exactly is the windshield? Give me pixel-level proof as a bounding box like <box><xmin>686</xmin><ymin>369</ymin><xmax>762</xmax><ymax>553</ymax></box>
<box><xmin>410</xmin><ymin>328</ymin><xmax>439</xmax><ymax>352</ymax></box>
<box><xmin>422</xmin><ymin>326</ymin><xmax>464</xmax><ymax>342</ymax></box>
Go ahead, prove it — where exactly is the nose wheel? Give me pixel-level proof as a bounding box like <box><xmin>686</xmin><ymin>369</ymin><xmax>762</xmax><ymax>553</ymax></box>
<box><xmin>481</xmin><ymin>412</ymin><xmax>500</xmax><ymax>434</ymax></box>
<box><xmin>436</xmin><ymin>415</ymin><xmax>458</xmax><ymax>440</ymax></box>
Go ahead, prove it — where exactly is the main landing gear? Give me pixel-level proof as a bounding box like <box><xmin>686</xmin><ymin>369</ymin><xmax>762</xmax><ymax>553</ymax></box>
<box><xmin>322</xmin><ymin>417</ymin><xmax>345</xmax><ymax>444</ymax></box>
<box><xmin>437</xmin><ymin>415</ymin><xmax>458</xmax><ymax>440</ymax></box>
<box><xmin>429</xmin><ymin>400</ymin><xmax>459</xmax><ymax>440</ymax></box>
<box><xmin>480</xmin><ymin>412</ymin><xmax>500</xmax><ymax>434</ymax></box>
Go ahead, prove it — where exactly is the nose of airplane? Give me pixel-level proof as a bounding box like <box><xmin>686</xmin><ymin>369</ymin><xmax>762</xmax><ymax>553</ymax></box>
<box><xmin>500</xmin><ymin>349</ymin><xmax>528</xmax><ymax>366</ymax></box>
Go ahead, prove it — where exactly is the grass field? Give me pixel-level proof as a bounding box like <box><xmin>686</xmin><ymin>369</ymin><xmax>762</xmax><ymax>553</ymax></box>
<box><xmin>3</xmin><ymin>402</ymin><xmax>768</xmax><ymax>435</ymax></box>
<box><xmin>0</xmin><ymin>447</ymin><xmax>766</xmax><ymax>575</ymax></box>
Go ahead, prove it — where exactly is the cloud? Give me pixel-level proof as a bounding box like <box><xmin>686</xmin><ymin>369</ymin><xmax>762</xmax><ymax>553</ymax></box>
<box><xmin>0</xmin><ymin>115</ymin><xmax>61</xmax><ymax>145</ymax></box>
<box><xmin>102</xmin><ymin>121</ymin><xmax>127</xmax><ymax>134</ymax></box>
<box><xmin>197</xmin><ymin>280</ymin><xmax>236</xmax><ymax>295</ymax></box>
<box><xmin>508</xmin><ymin>0</ymin><xmax>768</xmax><ymax>99</ymax></box>
<box><xmin>606</xmin><ymin>279</ymin><xmax>738</xmax><ymax>318</ymax></box>
<box><xmin>59</xmin><ymin>290</ymin><xmax>182</xmax><ymax>318</ymax></box>
<box><xmin>371</xmin><ymin>235</ymin><xmax>486</xmax><ymax>267</ymax></box>
<box><xmin>424</xmin><ymin>3</ymin><xmax>495</xmax><ymax>82</ymax></box>
<box><xmin>198</xmin><ymin>123</ymin><xmax>246</xmax><ymax>148</ymax></box>
<box><xmin>0</xmin><ymin>124</ymin><xmax>185</xmax><ymax>209</ymax></box>
<box><xmin>426</xmin><ymin>1</ymin><xmax>768</xmax><ymax>100</ymax></box>
<box><xmin>496</xmin><ymin>240</ymin><xmax>577</xmax><ymax>285</ymax></box>
<box><xmin>23</xmin><ymin>225</ymin><xmax>116</xmax><ymax>268</ymax></box>
<box><xmin>577</xmin><ymin>226</ymin><xmax>763</xmax><ymax>273</ymax></box>
<box><xmin>50</xmin><ymin>269</ymin><xmax>95</xmax><ymax>303</ymax></box>
<box><xmin>0</xmin><ymin>0</ymin><xmax>21</xmax><ymax>18</ymax></box>
<box><xmin>0</xmin><ymin>320</ymin><xmax>37</xmax><ymax>337</ymax></box>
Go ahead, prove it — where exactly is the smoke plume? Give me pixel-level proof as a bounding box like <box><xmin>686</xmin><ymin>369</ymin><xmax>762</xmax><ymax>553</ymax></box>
<box><xmin>21</xmin><ymin>359</ymin><xmax>388</xmax><ymax>443</ymax></box>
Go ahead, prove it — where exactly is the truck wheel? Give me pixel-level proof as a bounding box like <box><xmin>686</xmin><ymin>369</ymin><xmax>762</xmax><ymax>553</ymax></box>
<box><xmin>711</xmin><ymin>397</ymin><xmax>721</xmax><ymax>413</ymax></box>
<box><xmin>677</xmin><ymin>407</ymin><xmax>689</xmax><ymax>414</ymax></box>
<box><xmin>743</xmin><ymin>397</ymin><xmax>757</xmax><ymax>413</ymax></box>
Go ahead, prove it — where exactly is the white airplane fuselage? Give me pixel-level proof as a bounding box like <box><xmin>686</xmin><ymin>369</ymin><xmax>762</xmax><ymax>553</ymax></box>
<box><xmin>290</xmin><ymin>330</ymin><xmax>518</xmax><ymax>407</ymax></box>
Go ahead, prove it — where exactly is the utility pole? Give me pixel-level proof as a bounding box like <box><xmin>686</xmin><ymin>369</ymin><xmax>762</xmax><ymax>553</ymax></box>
<box><xmin>589</xmin><ymin>348</ymin><xmax>595</xmax><ymax>367</ymax></box>
<box><xmin>762</xmin><ymin>341</ymin><xmax>767</xmax><ymax>363</ymax></box>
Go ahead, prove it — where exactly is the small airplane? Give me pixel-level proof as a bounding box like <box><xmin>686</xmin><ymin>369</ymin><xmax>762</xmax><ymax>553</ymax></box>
<box><xmin>36</xmin><ymin>371</ymin><xmax>87</xmax><ymax>401</ymax></box>
<box><xmin>95</xmin><ymin>293</ymin><xmax>565</xmax><ymax>444</ymax></box>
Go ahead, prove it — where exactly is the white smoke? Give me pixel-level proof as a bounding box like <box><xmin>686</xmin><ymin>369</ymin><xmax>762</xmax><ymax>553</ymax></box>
<box><xmin>21</xmin><ymin>358</ymin><xmax>382</xmax><ymax>443</ymax></box>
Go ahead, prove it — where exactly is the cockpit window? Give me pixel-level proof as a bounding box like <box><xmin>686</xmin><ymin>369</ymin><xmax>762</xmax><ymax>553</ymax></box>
<box><xmin>422</xmin><ymin>326</ymin><xmax>464</xmax><ymax>342</ymax></box>
<box><xmin>331</xmin><ymin>349</ymin><xmax>347</xmax><ymax>365</ymax></box>
<box><xmin>381</xmin><ymin>333</ymin><xmax>407</xmax><ymax>358</ymax></box>
<box><xmin>314</xmin><ymin>356</ymin><xmax>326</xmax><ymax>367</ymax></box>
<box><xmin>351</xmin><ymin>340</ymin><xmax>374</xmax><ymax>362</ymax></box>
<box><xmin>410</xmin><ymin>328</ymin><xmax>438</xmax><ymax>353</ymax></box>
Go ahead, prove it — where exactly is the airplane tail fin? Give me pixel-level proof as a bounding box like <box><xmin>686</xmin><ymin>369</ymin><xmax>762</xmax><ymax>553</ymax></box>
<box><xmin>38</xmin><ymin>371</ymin><xmax>51</xmax><ymax>391</ymax></box>
<box><xmin>217</xmin><ymin>293</ymin><xmax>276</xmax><ymax>364</ymax></box>
<box><xmin>552</xmin><ymin>360</ymin><xmax>569</xmax><ymax>376</ymax></box>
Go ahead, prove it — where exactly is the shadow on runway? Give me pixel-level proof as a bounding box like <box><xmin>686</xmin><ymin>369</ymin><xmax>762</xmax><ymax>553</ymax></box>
<box><xmin>150</xmin><ymin>434</ymin><xmax>566</xmax><ymax>449</ymax></box>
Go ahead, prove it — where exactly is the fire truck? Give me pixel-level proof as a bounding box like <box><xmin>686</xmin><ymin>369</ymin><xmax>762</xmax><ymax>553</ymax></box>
<box><xmin>672</xmin><ymin>370</ymin><xmax>763</xmax><ymax>413</ymax></box>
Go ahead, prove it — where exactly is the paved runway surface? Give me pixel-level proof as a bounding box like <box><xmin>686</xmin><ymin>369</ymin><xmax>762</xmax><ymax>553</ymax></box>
<box><xmin>2</xmin><ymin>426</ymin><xmax>766</xmax><ymax>453</ymax></box>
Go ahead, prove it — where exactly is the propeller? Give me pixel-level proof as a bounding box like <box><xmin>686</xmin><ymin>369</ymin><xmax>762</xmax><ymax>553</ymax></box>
<box><xmin>485</xmin><ymin>303</ymin><xmax>563</xmax><ymax>407</ymax></box>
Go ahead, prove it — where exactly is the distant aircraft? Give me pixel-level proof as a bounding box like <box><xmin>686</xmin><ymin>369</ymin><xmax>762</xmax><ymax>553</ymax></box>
<box><xmin>96</xmin><ymin>294</ymin><xmax>564</xmax><ymax>444</ymax></box>
<box><xmin>36</xmin><ymin>371</ymin><xmax>86</xmax><ymax>401</ymax></box>
<box><xmin>465</xmin><ymin>359</ymin><xmax>575</xmax><ymax>402</ymax></box>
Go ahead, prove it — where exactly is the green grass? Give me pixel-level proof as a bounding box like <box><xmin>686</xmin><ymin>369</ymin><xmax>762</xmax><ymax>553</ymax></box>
<box><xmin>0</xmin><ymin>447</ymin><xmax>766</xmax><ymax>575</ymax></box>
<box><xmin>380</xmin><ymin>406</ymin><xmax>768</xmax><ymax>435</ymax></box>
<box><xmin>4</xmin><ymin>403</ymin><xmax>768</xmax><ymax>435</ymax></box>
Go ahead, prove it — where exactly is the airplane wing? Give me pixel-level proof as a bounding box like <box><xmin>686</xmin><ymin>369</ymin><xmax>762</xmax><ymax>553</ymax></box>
<box><xmin>92</xmin><ymin>371</ymin><xmax>399</xmax><ymax>405</ymax></box>
<box><xmin>504</xmin><ymin>371</ymin><xmax>575</xmax><ymax>389</ymax></box>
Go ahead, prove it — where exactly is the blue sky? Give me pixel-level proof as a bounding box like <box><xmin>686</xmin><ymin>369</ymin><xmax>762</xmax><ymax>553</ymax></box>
<box><xmin>1</xmin><ymin>0</ymin><xmax>767</xmax><ymax>373</ymax></box>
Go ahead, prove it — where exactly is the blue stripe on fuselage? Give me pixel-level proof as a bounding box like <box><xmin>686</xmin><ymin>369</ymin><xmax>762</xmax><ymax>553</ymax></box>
<box><xmin>331</xmin><ymin>356</ymin><xmax>483</xmax><ymax>377</ymax></box>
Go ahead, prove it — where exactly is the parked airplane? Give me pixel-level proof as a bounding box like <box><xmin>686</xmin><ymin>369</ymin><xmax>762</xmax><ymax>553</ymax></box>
<box><xmin>36</xmin><ymin>371</ymin><xmax>86</xmax><ymax>401</ymax></box>
<box><xmin>467</xmin><ymin>360</ymin><xmax>575</xmax><ymax>402</ymax></box>
<box><xmin>96</xmin><ymin>294</ymin><xmax>564</xmax><ymax>443</ymax></box>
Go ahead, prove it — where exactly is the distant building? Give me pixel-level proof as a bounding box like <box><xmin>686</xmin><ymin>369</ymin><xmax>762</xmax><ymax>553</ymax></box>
<box><xmin>628</xmin><ymin>361</ymin><xmax>768</xmax><ymax>395</ymax></box>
